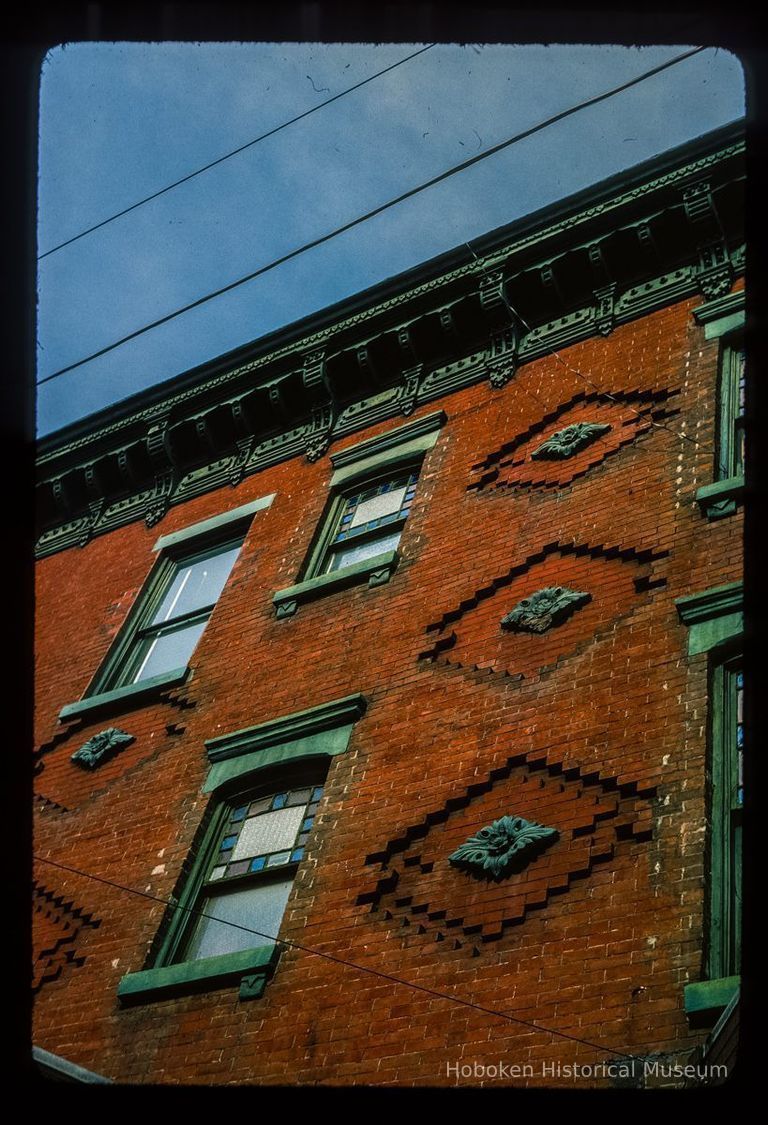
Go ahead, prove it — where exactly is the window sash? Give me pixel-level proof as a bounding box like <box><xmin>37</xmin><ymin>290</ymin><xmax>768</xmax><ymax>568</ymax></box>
<box><xmin>150</xmin><ymin>542</ymin><xmax>242</xmax><ymax>625</ymax></box>
<box><xmin>184</xmin><ymin>876</ymin><xmax>295</xmax><ymax>960</ymax></box>
<box><xmin>123</xmin><ymin>615</ymin><xmax>210</xmax><ymax>685</ymax></box>
<box><xmin>305</xmin><ymin>468</ymin><xmax>420</xmax><ymax>580</ymax></box>
<box><xmin>709</xmin><ymin>658</ymin><xmax>743</xmax><ymax>980</ymax></box>
<box><xmin>323</xmin><ymin>521</ymin><xmax>406</xmax><ymax>574</ymax></box>
<box><xmin>153</xmin><ymin>777</ymin><xmax>325</xmax><ymax>969</ymax></box>
<box><xmin>93</xmin><ymin>534</ymin><xmax>243</xmax><ymax>693</ymax></box>
<box><xmin>718</xmin><ymin>339</ymin><xmax>745</xmax><ymax>480</ymax></box>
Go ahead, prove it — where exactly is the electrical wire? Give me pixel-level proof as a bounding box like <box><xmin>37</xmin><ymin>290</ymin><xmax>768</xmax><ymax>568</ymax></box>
<box><xmin>37</xmin><ymin>46</ymin><xmax>707</xmax><ymax>388</ymax></box>
<box><xmin>37</xmin><ymin>44</ymin><xmax>437</xmax><ymax>260</ymax></box>
<box><xmin>34</xmin><ymin>853</ymin><xmax>644</xmax><ymax>1064</ymax></box>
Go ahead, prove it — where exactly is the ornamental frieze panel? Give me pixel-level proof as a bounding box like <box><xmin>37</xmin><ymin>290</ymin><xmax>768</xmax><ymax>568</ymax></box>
<box><xmin>468</xmin><ymin>388</ymin><xmax>679</xmax><ymax>494</ymax></box>
<box><xmin>419</xmin><ymin>539</ymin><xmax>667</xmax><ymax>685</ymax></box>
<box><xmin>357</xmin><ymin>746</ymin><xmax>654</xmax><ymax>953</ymax></box>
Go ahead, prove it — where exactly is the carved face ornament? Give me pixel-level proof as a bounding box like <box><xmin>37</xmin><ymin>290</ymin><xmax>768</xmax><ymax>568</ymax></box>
<box><xmin>71</xmin><ymin>727</ymin><xmax>135</xmax><ymax>770</ymax></box>
<box><xmin>530</xmin><ymin>421</ymin><xmax>611</xmax><ymax>461</ymax></box>
<box><xmin>449</xmin><ymin>814</ymin><xmax>558</xmax><ymax>879</ymax></box>
<box><xmin>501</xmin><ymin>585</ymin><xmax>591</xmax><ymax>634</ymax></box>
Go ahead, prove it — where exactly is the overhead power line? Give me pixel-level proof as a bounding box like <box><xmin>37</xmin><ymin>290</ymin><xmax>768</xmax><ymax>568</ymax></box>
<box><xmin>37</xmin><ymin>46</ymin><xmax>706</xmax><ymax>388</ymax></box>
<box><xmin>37</xmin><ymin>44</ymin><xmax>437</xmax><ymax>260</ymax></box>
<box><xmin>35</xmin><ymin>854</ymin><xmax>643</xmax><ymax>1065</ymax></box>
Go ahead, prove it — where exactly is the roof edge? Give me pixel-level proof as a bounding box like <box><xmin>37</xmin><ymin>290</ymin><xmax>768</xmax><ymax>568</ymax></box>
<box><xmin>38</xmin><ymin>118</ymin><xmax>745</xmax><ymax>455</ymax></box>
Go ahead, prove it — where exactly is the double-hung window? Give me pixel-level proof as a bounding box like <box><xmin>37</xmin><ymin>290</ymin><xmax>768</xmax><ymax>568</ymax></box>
<box><xmin>180</xmin><ymin>782</ymin><xmax>324</xmax><ymax>962</ymax></box>
<box><xmin>315</xmin><ymin>469</ymin><xmax>419</xmax><ymax>575</ymax></box>
<box><xmin>272</xmin><ymin>411</ymin><xmax>445</xmax><ymax>618</ymax></box>
<box><xmin>59</xmin><ymin>494</ymin><xmax>274</xmax><ymax>721</ymax></box>
<box><xmin>117</xmin><ymin>693</ymin><xmax>366</xmax><ymax>1004</ymax></box>
<box><xmin>676</xmin><ymin>582</ymin><xmax>743</xmax><ymax>1020</ymax></box>
<box><xmin>97</xmin><ymin>536</ymin><xmax>243</xmax><ymax>693</ymax></box>
<box><xmin>693</xmin><ymin>292</ymin><xmax>745</xmax><ymax>519</ymax></box>
<box><xmin>118</xmin><ymin>772</ymin><xmax>327</xmax><ymax>1004</ymax></box>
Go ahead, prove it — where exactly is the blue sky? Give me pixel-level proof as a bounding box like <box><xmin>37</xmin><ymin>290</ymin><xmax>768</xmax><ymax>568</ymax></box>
<box><xmin>36</xmin><ymin>42</ymin><xmax>745</xmax><ymax>436</ymax></box>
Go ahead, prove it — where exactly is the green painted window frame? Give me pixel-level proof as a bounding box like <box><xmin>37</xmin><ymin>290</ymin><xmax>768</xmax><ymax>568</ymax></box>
<box><xmin>676</xmin><ymin>582</ymin><xmax>744</xmax><ymax>1021</ymax></box>
<box><xmin>118</xmin><ymin>694</ymin><xmax>366</xmax><ymax>1004</ymax></box>
<box><xmin>272</xmin><ymin>411</ymin><xmax>446</xmax><ymax>618</ymax></box>
<box><xmin>301</xmin><ymin>465</ymin><xmax>417</xmax><ymax>579</ymax></box>
<box><xmin>706</xmin><ymin>655</ymin><xmax>742</xmax><ymax>983</ymax></box>
<box><xmin>715</xmin><ymin>334</ymin><xmax>745</xmax><ymax>484</ymax></box>
<box><xmin>683</xmin><ymin>653</ymin><xmax>742</xmax><ymax>1024</ymax></box>
<box><xmin>119</xmin><ymin>766</ymin><xmax>328</xmax><ymax>1006</ymax></box>
<box><xmin>65</xmin><ymin>523</ymin><xmax>250</xmax><ymax>720</ymax></box>
<box><xmin>693</xmin><ymin>292</ymin><xmax>745</xmax><ymax>520</ymax></box>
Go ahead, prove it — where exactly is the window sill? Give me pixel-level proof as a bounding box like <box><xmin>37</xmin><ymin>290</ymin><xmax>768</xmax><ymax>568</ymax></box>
<box><xmin>273</xmin><ymin>549</ymin><xmax>399</xmax><ymax>618</ymax></box>
<box><xmin>695</xmin><ymin>475</ymin><xmax>744</xmax><ymax>520</ymax></box>
<box><xmin>117</xmin><ymin>944</ymin><xmax>279</xmax><ymax>1004</ymax></box>
<box><xmin>59</xmin><ymin>666</ymin><xmax>190</xmax><ymax>722</ymax></box>
<box><xmin>684</xmin><ymin>976</ymin><xmax>740</xmax><ymax>1020</ymax></box>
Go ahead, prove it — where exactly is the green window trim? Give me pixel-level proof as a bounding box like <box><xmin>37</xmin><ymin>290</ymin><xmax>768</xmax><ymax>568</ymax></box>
<box><xmin>120</xmin><ymin>695</ymin><xmax>366</xmax><ymax>1004</ymax></box>
<box><xmin>675</xmin><ymin>582</ymin><xmax>743</xmax><ymax>656</ymax></box>
<box><xmin>693</xmin><ymin>292</ymin><xmax>745</xmax><ymax>518</ymax></box>
<box><xmin>707</xmin><ymin>658</ymin><xmax>743</xmax><ymax>983</ymax></box>
<box><xmin>695</xmin><ymin>475</ymin><xmax>744</xmax><ymax>521</ymax></box>
<box><xmin>204</xmin><ymin>693</ymin><xmax>366</xmax><ymax>793</ymax></box>
<box><xmin>683</xmin><ymin>976</ymin><xmax>740</xmax><ymax>1018</ymax></box>
<box><xmin>205</xmin><ymin>693</ymin><xmax>366</xmax><ymax>765</ymax></box>
<box><xmin>152</xmin><ymin>493</ymin><xmax>275</xmax><ymax>552</ymax></box>
<box><xmin>80</xmin><ymin>522</ymin><xmax>251</xmax><ymax>709</ymax></box>
<box><xmin>329</xmin><ymin>410</ymin><xmax>446</xmax><ymax>488</ymax></box>
<box><xmin>677</xmin><ymin>583</ymin><xmax>744</xmax><ymax>1023</ymax></box>
<box><xmin>59</xmin><ymin>665</ymin><xmax>189</xmax><ymax>722</ymax></box>
<box><xmin>273</xmin><ymin>549</ymin><xmax>399</xmax><ymax>619</ymax></box>
<box><xmin>272</xmin><ymin>412</ymin><xmax>446</xmax><ymax>618</ymax></box>
<box><xmin>692</xmin><ymin>290</ymin><xmax>745</xmax><ymax>340</ymax></box>
<box><xmin>118</xmin><ymin>945</ymin><xmax>279</xmax><ymax>1005</ymax></box>
<box><xmin>715</xmin><ymin>335</ymin><xmax>745</xmax><ymax>484</ymax></box>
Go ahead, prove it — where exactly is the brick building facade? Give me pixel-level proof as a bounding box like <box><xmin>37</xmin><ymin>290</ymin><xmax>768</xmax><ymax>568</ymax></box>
<box><xmin>33</xmin><ymin>122</ymin><xmax>745</xmax><ymax>1087</ymax></box>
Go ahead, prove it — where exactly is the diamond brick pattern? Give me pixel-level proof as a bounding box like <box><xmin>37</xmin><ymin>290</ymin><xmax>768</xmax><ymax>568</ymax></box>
<box><xmin>358</xmin><ymin>747</ymin><xmax>655</xmax><ymax>952</ymax></box>
<box><xmin>32</xmin><ymin>882</ymin><xmax>100</xmax><ymax>993</ymax></box>
<box><xmin>468</xmin><ymin>389</ymin><xmax>680</xmax><ymax>494</ymax></box>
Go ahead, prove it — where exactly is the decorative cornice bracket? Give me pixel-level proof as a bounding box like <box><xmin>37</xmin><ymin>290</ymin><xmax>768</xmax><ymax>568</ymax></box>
<box><xmin>593</xmin><ymin>283</ymin><xmax>617</xmax><ymax>336</ymax></box>
<box><xmin>487</xmin><ymin>326</ymin><xmax>518</xmax><ymax>389</ymax></box>
<box><xmin>304</xmin><ymin>401</ymin><xmax>336</xmax><ymax>463</ymax></box>
<box><xmin>587</xmin><ymin>242</ymin><xmax>612</xmax><ymax>288</ymax></box>
<box><xmin>696</xmin><ymin>242</ymin><xmax>734</xmax><ymax>302</ymax></box>
<box><xmin>398</xmin><ymin>364</ymin><xmax>422</xmax><ymax>417</ymax></box>
<box><xmin>478</xmin><ymin>270</ymin><xmax>510</xmax><ymax>332</ymax></box>
<box><xmin>301</xmin><ymin>348</ymin><xmax>327</xmax><ymax>397</ymax></box>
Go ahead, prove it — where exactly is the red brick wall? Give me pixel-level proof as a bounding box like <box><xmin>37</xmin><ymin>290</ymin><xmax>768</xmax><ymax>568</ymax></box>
<box><xmin>33</xmin><ymin>292</ymin><xmax>743</xmax><ymax>1086</ymax></box>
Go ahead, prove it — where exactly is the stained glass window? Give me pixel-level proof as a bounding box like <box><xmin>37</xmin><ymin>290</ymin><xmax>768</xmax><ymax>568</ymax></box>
<box><xmin>182</xmin><ymin>786</ymin><xmax>324</xmax><ymax>961</ymax></box>
<box><xmin>323</xmin><ymin>471</ymin><xmax>419</xmax><ymax>574</ymax></box>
